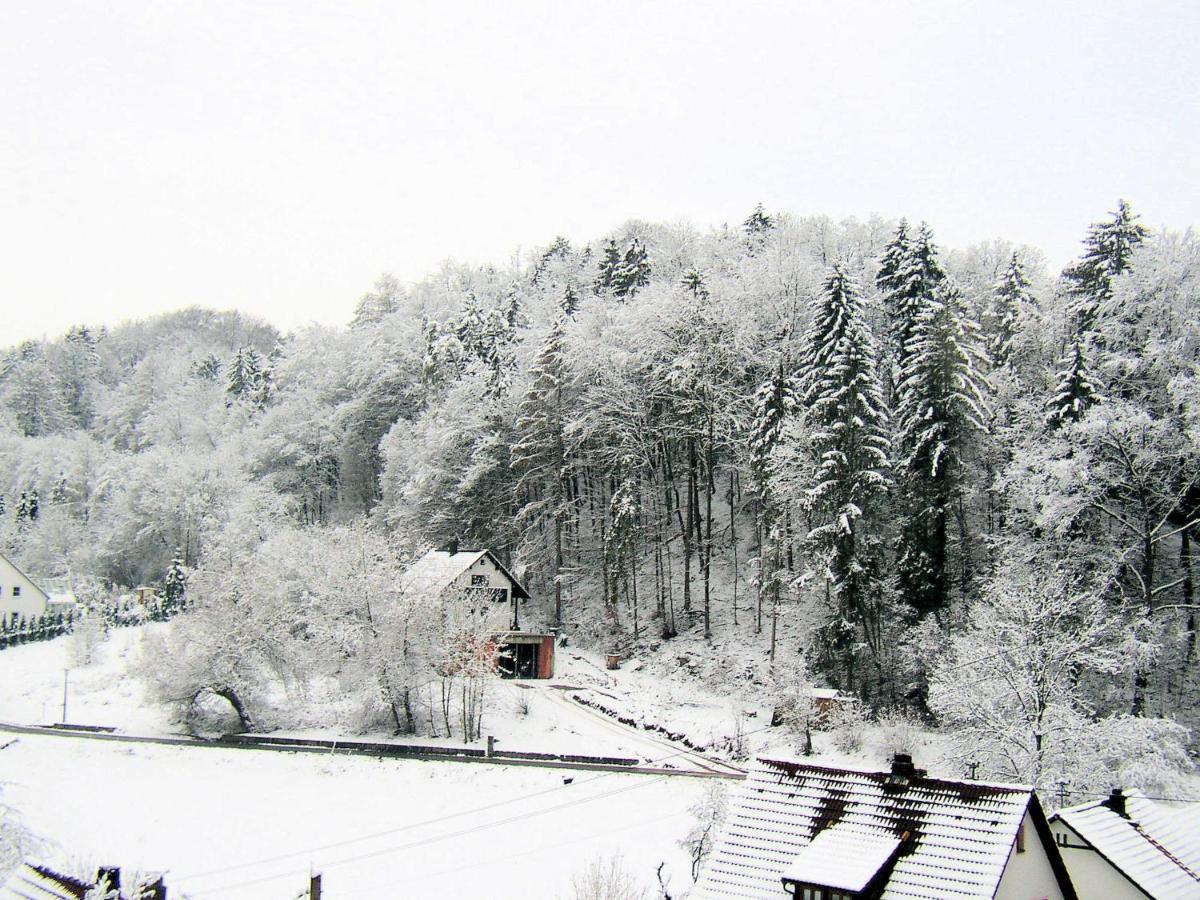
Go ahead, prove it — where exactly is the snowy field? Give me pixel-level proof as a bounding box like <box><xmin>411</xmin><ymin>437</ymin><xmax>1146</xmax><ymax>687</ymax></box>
<box><xmin>4</xmin><ymin>731</ymin><xmax>706</xmax><ymax>899</ymax></box>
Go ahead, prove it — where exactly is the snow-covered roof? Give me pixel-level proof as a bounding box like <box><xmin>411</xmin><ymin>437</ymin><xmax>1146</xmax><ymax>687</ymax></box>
<box><xmin>1051</xmin><ymin>789</ymin><xmax>1200</xmax><ymax>900</ymax></box>
<box><xmin>0</xmin><ymin>862</ymin><xmax>88</xmax><ymax>899</ymax></box>
<box><xmin>781</xmin><ymin>828</ymin><xmax>901</xmax><ymax>892</ymax></box>
<box><xmin>400</xmin><ymin>549</ymin><xmax>529</xmax><ymax>600</ymax></box>
<box><xmin>694</xmin><ymin>757</ymin><xmax>1050</xmax><ymax>900</ymax></box>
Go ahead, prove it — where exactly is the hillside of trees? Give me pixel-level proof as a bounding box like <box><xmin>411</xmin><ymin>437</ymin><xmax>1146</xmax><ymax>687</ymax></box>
<box><xmin>2</xmin><ymin>202</ymin><xmax>1197</xmax><ymax>795</ymax></box>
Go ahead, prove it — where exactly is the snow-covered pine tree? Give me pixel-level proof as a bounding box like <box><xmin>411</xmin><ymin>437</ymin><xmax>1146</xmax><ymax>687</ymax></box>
<box><xmin>989</xmin><ymin>252</ymin><xmax>1033</xmax><ymax>369</ymax></box>
<box><xmin>895</xmin><ymin>280</ymin><xmax>988</xmax><ymax>615</ymax></box>
<box><xmin>16</xmin><ymin>489</ymin><xmax>39</xmax><ymax>524</ymax></box>
<box><xmin>226</xmin><ymin>346</ymin><xmax>263</xmax><ymax>403</ymax></box>
<box><xmin>800</xmin><ymin>266</ymin><xmax>892</xmax><ymax>688</ymax></box>
<box><xmin>162</xmin><ymin>550</ymin><xmax>188</xmax><ymax>614</ymax></box>
<box><xmin>512</xmin><ymin>316</ymin><xmax>571</xmax><ymax>625</ymax></box>
<box><xmin>681</xmin><ymin>269</ymin><xmax>708</xmax><ymax>299</ymax></box>
<box><xmin>613</xmin><ymin>239</ymin><xmax>651</xmax><ymax>298</ymax></box>
<box><xmin>594</xmin><ymin>239</ymin><xmax>622</xmax><ymax>293</ymax></box>
<box><xmin>876</xmin><ymin>221</ymin><xmax>945</xmax><ymax>397</ymax></box>
<box><xmin>1063</xmin><ymin>199</ymin><xmax>1149</xmax><ymax>333</ymax></box>
<box><xmin>193</xmin><ymin>353</ymin><xmax>222</xmax><ymax>381</ymax></box>
<box><xmin>743</xmin><ymin>203</ymin><xmax>774</xmax><ymax>244</ymax></box>
<box><xmin>1046</xmin><ymin>334</ymin><xmax>1102</xmax><ymax>428</ymax></box>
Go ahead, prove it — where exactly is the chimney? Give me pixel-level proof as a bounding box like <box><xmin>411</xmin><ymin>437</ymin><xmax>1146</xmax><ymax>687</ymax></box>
<box><xmin>447</xmin><ymin>538</ymin><xmax>459</xmax><ymax>555</ymax></box>
<box><xmin>1103</xmin><ymin>788</ymin><xmax>1129</xmax><ymax>818</ymax></box>
<box><xmin>141</xmin><ymin>875</ymin><xmax>168</xmax><ymax>900</ymax></box>
<box><xmin>96</xmin><ymin>867</ymin><xmax>121</xmax><ymax>895</ymax></box>
<box><xmin>891</xmin><ymin>753</ymin><xmax>917</xmax><ymax>779</ymax></box>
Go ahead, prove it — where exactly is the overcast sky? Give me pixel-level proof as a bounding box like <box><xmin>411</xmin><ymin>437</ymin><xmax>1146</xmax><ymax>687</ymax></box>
<box><xmin>2</xmin><ymin>1</ymin><xmax>1197</xmax><ymax>343</ymax></box>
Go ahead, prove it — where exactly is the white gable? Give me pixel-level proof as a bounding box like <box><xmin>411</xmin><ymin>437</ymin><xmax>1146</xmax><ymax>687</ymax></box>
<box><xmin>0</xmin><ymin>552</ymin><xmax>50</xmax><ymax>621</ymax></box>
<box><xmin>1050</xmin><ymin>790</ymin><xmax>1200</xmax><ymax>900</ymax></box>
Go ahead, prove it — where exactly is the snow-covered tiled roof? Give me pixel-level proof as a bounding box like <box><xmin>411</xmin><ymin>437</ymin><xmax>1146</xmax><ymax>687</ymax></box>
<box><xmin>1051</xmin><ymin>789</ymin><xmax>1200</xmax><ymax>900</ymax></box>
<box><xmin>399</xmin><ymin>549</ymin><xmax>529</xmax><ymax>600</ymax></box>
<box><xmin>782</xmin><ymin>828</ymin><xmax>901</xmax><ymax>892</ymax></box>
<box><xmin>694</xmin><ymin>757</ymin><xmax>1037</xmax><ymax>900</ymax></box>
<box><xmin>0</xmin><ymin>863</ymin><xmax>88</xmax><ymax>900</ymax></box>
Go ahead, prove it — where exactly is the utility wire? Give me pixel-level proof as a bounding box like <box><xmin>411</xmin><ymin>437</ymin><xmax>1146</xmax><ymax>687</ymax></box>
<box><xmin>175</xmin><ymin>721</ymin><xmax>770</xmax><ymax>888</ymax></box>
<box><xmin>187</xmin><ymin>774</ymin><xmax>672</xmax><ymax>897</ymax></box>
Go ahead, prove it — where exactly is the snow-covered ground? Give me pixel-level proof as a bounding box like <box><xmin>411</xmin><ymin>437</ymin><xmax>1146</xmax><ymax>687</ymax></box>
<box><xmin>4</xmin><ymin>731</ymin><xmax>706</xmax><ymax>899</ymax></box>
<box><xmin>0</xmin><ymin>623</ymin><xmax>956</xmax><ymax>899</ymax></box>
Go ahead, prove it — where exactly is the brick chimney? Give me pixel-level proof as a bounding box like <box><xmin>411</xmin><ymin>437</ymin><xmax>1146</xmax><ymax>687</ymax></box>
<box><xmin>447</xmin><ymin>538</ymin><xmax>459</xmax><ymax>555</ymax></box>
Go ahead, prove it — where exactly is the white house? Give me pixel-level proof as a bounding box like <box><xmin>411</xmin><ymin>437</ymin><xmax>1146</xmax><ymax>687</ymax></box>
<box><xmin>694</xmin><ymin>754</ymin><xmax>1077</xmax><ymax>900</ymax></box>
<box><xmin>1049</xmin><ymin>788</ymin><xmax>1200</xmax><ymax>899</ymax></box>
<box><xmin>400</xmin><ymin>547</ymin><xmax>555</xmax><ymax>679</ymax></box>
<box><xmin>0</xmin><ymin>550</ymin><xmax>51</xmax><ymax>623</ymax></box>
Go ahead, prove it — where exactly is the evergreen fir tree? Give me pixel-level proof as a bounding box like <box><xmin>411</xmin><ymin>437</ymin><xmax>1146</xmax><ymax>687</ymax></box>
<box><xmin>613</xmin><ymin>239</ymin><xmax>651</xmax><ymax>298</ymax></box>
<box><xmin>877</xmin><ymin>221</ymin><xmax>945</xmax><ymax>394</ymax></box>
<box><xmin>895</xmin><ymin>281</ymin><xmax>988</xmax><ymax>615</ymax></box>
<box><xmin>227</xmin><ymin>347</ymin><xmax>264</xmax><ymax>405</ymax></box>
<box><xmin>594</xmin><ymin>240</ymin><xmax>622</xmax><ymax>293</ymax></box>
<box><xmin>801</xmin><ymin>266</ymin><xmax>892</xmax><ymax>688</ymax></box>
<box><xmin>1046</xmin><ymin>335</ymin><xmax>1101</xmax><ymax>428</ymax></box>
<box><xmin>16</xmin><ymin>488</ymin><xmax>39</xmax><ymax>523</ymax></box>
<box><xmin>193</xmin><ymin>354</ymin><xmax>222</xmax><ymax>381</ymax></box>
<box><xmin>162</xmin><ymin>551</ymin><xmax>188</xmax><ymax>613</ymax></box>
<box><xmin>681</xmin><ymin>269</ymin><xmax>708</xmax><ymax>299</ymax></box>
<box><xmin>560</xmin><ymin>284</ymin><xmax>579</xmax><ymax>317</ymax></box>
<box><xmin>743</xmin><ymin>203</ymin><xmax>774</xmax><ymax>240</ymax></box>
<box><xmin>1063</xmin><ymin>199</ymin><xmax>1149</xmax><ymax>333</ymax></box>
<box><xmin>990</xmin><ymin>252</ymin><xmax>1033</xmax><ymax>369</ymax></box>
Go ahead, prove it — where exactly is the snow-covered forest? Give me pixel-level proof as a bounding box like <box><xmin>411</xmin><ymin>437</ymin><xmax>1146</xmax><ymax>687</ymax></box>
<box><xmin>2</xmin><ymin>201</ymin><xmax>1198</xmax><ymax>800</ymax></box>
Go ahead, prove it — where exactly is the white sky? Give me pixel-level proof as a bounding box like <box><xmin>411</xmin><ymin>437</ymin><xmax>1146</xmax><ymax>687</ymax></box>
<box><xmin>2</xmin><ymin>0</ymin><xmax>1197</xmax><ymax>343</ymax></box>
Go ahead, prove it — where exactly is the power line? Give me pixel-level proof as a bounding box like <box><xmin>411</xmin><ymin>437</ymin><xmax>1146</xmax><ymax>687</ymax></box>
<box><xmin>175</xmin><ymin>722</ymin><xmax>767</xmax><ymax>889</ymax></box>
<box><xmin>334</xmin><ymin>805</ymin><xmax>693</xmax><ymax>900</ymax></box>
<box><xmin>187</xmin><ymin>774</ymin><xmax>672</xmax><ymax>897</ymax></box>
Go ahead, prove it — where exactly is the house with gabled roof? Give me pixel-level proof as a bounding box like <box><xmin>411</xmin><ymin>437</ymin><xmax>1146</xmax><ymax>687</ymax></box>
<box><xmin>694</xmin><ymin>754</ymin><xmax>1077</xmax><ymax>900</ymax></box>
<box><xmin>0</xmin><ymin>550</ymin><xmax>51</xmax><ymax>624</ymax></box>
<box><xmin>400</xmin><ymin>546</ymin><xmax>554</xmax><ymax>679</ymax></box>
<box><xmin>1048</xmin><ymin>787</ymin><xmax>1200</xmax><ymax>899</ymax></box>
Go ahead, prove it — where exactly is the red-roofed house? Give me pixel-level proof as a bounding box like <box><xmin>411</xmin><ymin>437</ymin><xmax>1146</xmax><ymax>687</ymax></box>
<box><xmin>1049</xmin><ymin>788</ymin><xmax>1200</xmax><ymax>899</ymax></box>
<box><xmin>694</xmin><ymin>754</ymin><xmax>1077</xmax><ymax>900</ymax></box>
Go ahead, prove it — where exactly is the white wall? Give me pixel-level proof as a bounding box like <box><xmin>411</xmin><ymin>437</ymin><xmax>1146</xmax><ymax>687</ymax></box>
<box><xmin>1048</xmin><ymin>820</ymin><xmax>1147</xmax><ymax>900</ymax></box>
<box><xmin>449</xmin><ymin>554</ymin><xmax>516</xmax><ymax>632</ymax></box>
<box><xmin>0</xmin><ymin>555</ymin><xmax>50</xmax><ymax>622</ymax></box>
<box><xmin>994</xmin><ymin>809</ymin><xmax>1069</xmax><ymax>900</ymax></box>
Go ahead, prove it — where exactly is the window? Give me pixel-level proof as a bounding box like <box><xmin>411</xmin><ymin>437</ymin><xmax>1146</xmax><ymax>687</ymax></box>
<box><xmin>794</xmin><ymin>886</ymin><xmax>857</xmax><ymax>900</ymax></box>
<box><xmin>12</xmin><ymin>586</ymin><xmax>19</xmax><ymax>597</ymax></box>
<box><xmin>471</xmin><ymin>575</ymin><xmax>488</xmax><ymax>587</ymax></box>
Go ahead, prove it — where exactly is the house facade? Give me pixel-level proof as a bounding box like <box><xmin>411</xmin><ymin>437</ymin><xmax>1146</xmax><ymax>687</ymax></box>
<box><xmin>0</xmin><ymin>551</ymin><xmax>51</xmax><ymax>622</ymax></box>
<box><xmin>695</xmin><ymin>755</ymin><xmax>1076</xmax><ymax>900</ymax></box>
<box><xmin>1049</xmin><ymin>788</ymin><xmax>1200</xmax><ymax>899</ymax></box>
<box><xmin>400</xmin><ymin>547</ymin><xmax>555</xmax><ymax>679</ymax></box>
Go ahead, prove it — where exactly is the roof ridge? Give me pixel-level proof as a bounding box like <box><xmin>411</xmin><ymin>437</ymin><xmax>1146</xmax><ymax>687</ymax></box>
<box><xmin>1131</xmin><ymin>821</ymin><xmax>1200</xmax><ymax>882</ymax></box>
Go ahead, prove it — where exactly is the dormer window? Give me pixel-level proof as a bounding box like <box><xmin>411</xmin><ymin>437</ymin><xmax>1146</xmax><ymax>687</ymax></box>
<box><xmin>781</xmin><ymin>828</ymin><xmax>904</xmax><ymax>900</ymax></box>
<box><xmin>795</xmin><ymin>888</ymin><xmax>857</xmax><ymax>900</ymax></box>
